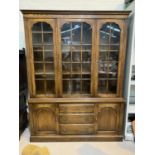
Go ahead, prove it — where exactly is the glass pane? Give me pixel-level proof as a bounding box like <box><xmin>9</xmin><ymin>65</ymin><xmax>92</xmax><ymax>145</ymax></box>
<box><xmin>35</xmin><ymin>74</ymin><xmax>54</xmax><ymax>80</ymax></box>
<box><xmin>32</xmin><ymin>23</ymin><xmax>42</xmax><ymax>31</ymax></box>
<box><xmin>61</xmin><ymin>23</ymin><xmax>71</xmax><ymax>45</ymax></box>
<box><xmin>44</xmin><ymin>45</ymin><xmax>53</xmax><ymax>51</ymax></box>
<box><xmin>72</xmin><ymin>74</ymin><xmax>81</xmax><ymax>79</ymax></box>
<box><xmin>71</xmin><ymin>45</ymin><xmax>81</xmax><ymax>51</ymax></box>
<box><xmin>100</xmin><ymin>24</ymin><xmax>110</xmax><ymax>45</ymax></box>
<box><xmin>109</xmin><ymin>23</ymin><xmax>120</xmax><ymax>44</ymax></box>
<box><xmin>35</xmin><ymin>80</ymin><xmax>44</xmax><ymax>94</ymax></box>
<box><xmin>63</xmin><ymin>80</ymin><xmax>72</xmax><ymax>94</ymax></box>
<box><xmin>62</xmin><ymin>52</ymin><xmax>71</xmax><ymax>62</ymax></box>
<box><xmin>43</xmin><ymin>33</ymin><xmax>53</xmax><ymax>44</ymax></box>
<box><xmin>82</xmin><ymin>45</ymin><xmax>91</xmax><ymax>50</ymax></box>
<box><xmin>34</xmin><ymin>52</ymin><xmax>43</xmax><ymax>61</ymax></box>
<box><xmin>108</xmin><ymin>80</ymin><xmax>117</xmax><ymax>93</ymax></box>
<box><xmin>45</xmin><ymin>63</ymin><xmax>54</xmax><ymax>72</ymax></box>
<box><xmin>33</xmin><ymin>45</ymin><xmax>43</xmax><ymax>51</ymax></box>
<box><xmin>82</xmin><ymin>23</ymin><xmax>92</xmax><ymax>44</ymax></box>
<box><xmin>44</xmin><ymin>52</ymin><xmax>54</xmax><ymax>61</ymax></box>
<box><xmin>62</xmin><ymin>63</ymin><xmax>71</xmax><ymax>73</ymax></box>
<box><xmin>72</xmin><ymin>22</ymin><xmax>81</xmax><ymax>44</ymax></box>
<box><xmin>82</xmin><ymin>74</ymin><xmax>90</xmax><ymax>79</ymax></box>
<box><xmin>72</xmin><ymin>80</ymin><xmax>81</xmax><ymax>93</ymax></box>
<box><xmin>83</xmin><ymin>52</ymin><xmax>91</xmax><ymax>62</ymax></box>
<box><xmin>99</xmin><ymin>52</ymin><xmax>107</xmax><ymax>61</ymax></box>
<box><xmin>72</xmin><ymin>63</ymin><xmax>81</xmax><ymax>72</ymax></box>
<box><xmin>43</xmin><ymin>23</ymin><xmax>52</xmax><ymax>32</ymax></box>
<box><xmin>46</xmin><ymin>80</ymin><xmax>55</xmax><ymax>94</ymax></box>
<box><xmin>72</xmin><ymin>52</ymin><xmax>81</xmax><ymax>62</ymax></box>
<box><xmin>109</xmin><ymin>52</ymin><xmax>119</xmax><ymax>61</ymax></box>
<box><xmin>32</xmin><ymin>33</ymin><xmax>42</xmax><ymax>44</ymax></box>
<box><xmin>82</xmin><ymin>80</ymin><xmax>90</xmax><ymax>93</ymax></box>
<box><xmin>82</xmin><ymin>63</ymin><xmax>90</xmax><ymax>72</ymax></box>
<box><xmin>98</xmin><ymin>80</ymin><xmax>106</xmax><ymax>93</ymax></box>
<box><xmin>34</xmin><ymin>63</ymin><xmax>43</xmax><ymax>73</ymax></box>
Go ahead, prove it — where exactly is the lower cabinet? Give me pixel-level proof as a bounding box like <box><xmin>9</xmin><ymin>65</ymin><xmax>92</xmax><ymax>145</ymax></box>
<box><xmin>97</xmin><ymin>103</ymin><xmax>124</xmax><ymax>134</ymax></box>
<box><xmin>29</xmin><ymin>102</ymin><xmax>124</xmax><ymax>141</ymax></box>
<box><xmin>29</xmin><ymin>104</ymin><xmax>57</xmax><ymax>135</ymax></box>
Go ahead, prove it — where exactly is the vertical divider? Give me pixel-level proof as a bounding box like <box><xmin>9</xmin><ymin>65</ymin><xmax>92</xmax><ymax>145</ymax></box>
<box><xmin>70</xmin><ymin>23</ymin><xmax>73</xmax><ymax>94</ymax></box>
<box><xmin>41</xmin><ymin>22</ymin><xmax>46</xmax><ymax>94</ymax></box>
<box><xmin>55</xmin><ymin>19</ymin><xmax>62</xmax><ymax>97</ymax></box>
<box><xmin>80</xmin><ymin>22</ymin><xmax>83</xmax><ymax>94</ymax></box>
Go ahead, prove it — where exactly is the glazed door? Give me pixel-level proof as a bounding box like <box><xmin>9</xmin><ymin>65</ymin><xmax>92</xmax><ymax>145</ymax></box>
<box><xmin>57</xmin><ymin>19</ymin><xmax>96</xmax><ymax>97</ymax></box>
<box><xmin>25</xmin><ymin>19</ymin><xmax>58</xmax><ymax>97</ymax></box>
<box><xmin>95</xmin><ymin>20</ymin><xmax>126</xmax><ymax>97</ymax></box>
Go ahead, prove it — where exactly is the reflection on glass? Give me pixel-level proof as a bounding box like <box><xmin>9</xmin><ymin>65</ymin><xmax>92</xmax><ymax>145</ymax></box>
<box><xmin>32</xmin><ymin>22</ymin><xmax>55</xmax><ymax>95</ymax></box>
<box><xmin>82</xmin><ymin>24</ymin><xmax>92</xmax><ymax>44</ymax></box>
<box><xmin>98</xmin><ymin>23</ymin><xmax>120</xmax><ymax>94</ymax></box>
<box><xmin>61</xmin><ymin>22</ymin><xmax>92</xmax><ymax>95</ymax></box>
<box><xmin>72</xmin><ymin>52</ymin><xmax>81</xmax><ymax>62</ymax></box>
<box><xmin>72</xmin><ymin>23</ymin><xmax>81</xmax><ymax>44</ymax></box>
<box><xmin>62</xmin><ymin>52</ymin><xmax>71</xmax><ymax>62</ymax></box>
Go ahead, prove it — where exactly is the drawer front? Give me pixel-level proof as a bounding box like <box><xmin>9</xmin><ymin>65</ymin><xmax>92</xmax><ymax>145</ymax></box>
<box><xmin>59</xmin><ymin>124</ymin><xmax>95</xmax><ymax>135</ymax></box>
<box><xmin>59</xmin><ymin>104</ymin><xmax>94</xmax><ymax>113</ymax></box>
<box><xmin>59</xmin><ymin>114</ymin><xmax>95</xmax><ymax>124</ymax></box>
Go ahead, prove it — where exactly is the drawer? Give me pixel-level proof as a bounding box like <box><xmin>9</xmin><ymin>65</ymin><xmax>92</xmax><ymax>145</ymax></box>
<box><xmin>59</xmin><ymin>124</ymin><xmax>95</xmax><ymax>135</ymax></box>
<box><xmin>59</xmin><ymin>114</ymin><xmax>95</xmax><ymax>124</ymax></box>
<box><xmin>59</xmin><ymin>104</ymin><xmax>94</xmax><ymax>113</ymax></box>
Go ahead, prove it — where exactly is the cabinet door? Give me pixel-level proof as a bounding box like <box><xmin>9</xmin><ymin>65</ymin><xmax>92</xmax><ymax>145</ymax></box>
<box><xmin>95</xmin><ymin>20</ymin><xmax>126</xmax><ymax>97</ymax></box>
<box><xmin>57</xmin><ymin>19</ymin><xmax>95</xmax><ymax>97</ymax></box>
<box><xmin>97</xmin><ymin>103</ymin><xmax>124</xmax><ymax>133</ymax></box>
<box><xmin>25</xmin><ymin>19</ymin><xmax>57</xmax><ymax>97</ymax></box>
<box><xmin>29</xmin><ymin>104</ymin><xmax>57</xmax><ymax>135</ymax></box>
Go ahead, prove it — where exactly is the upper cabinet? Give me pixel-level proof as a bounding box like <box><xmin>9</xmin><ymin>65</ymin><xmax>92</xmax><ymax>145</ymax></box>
<box><xmin>22</xmin><ymin>11</ymin><xmax>129</xmax><ymax>98</ymax></box>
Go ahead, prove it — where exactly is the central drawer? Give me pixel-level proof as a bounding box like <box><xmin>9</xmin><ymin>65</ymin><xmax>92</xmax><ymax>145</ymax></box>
<box><xmin>59</xmin><ymin>124</ymin><xmax>96</xmax><ymax>135</ymax></box>
<box><xmin>59</xmin><ymin>114</ymin><xmax>95</xmax><ymax>124</ymax></box>
<box><xmin>59</xmin><ymin>104</ymin><xmax>95</xmax><ymax>113</ymax></box>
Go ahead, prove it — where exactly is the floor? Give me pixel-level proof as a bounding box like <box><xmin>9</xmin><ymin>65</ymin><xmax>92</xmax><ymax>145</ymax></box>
<box><xmin>19</xmin><ymin>128</ymin><xmax>135</xmax><ymax>155</ymax></box>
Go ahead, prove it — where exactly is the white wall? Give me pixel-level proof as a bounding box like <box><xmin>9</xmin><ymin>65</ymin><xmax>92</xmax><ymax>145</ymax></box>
<box><xmin>19</xmin><ymin>0</ymin><xmax>126</xmax><ymax>49</ymax></box>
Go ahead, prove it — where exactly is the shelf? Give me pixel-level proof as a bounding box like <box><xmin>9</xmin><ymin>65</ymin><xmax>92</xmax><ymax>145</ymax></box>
<box><xmin>35</xmin><ymin>72</ymin><xmax>55</xmax><ymax>75</ymax></box>
<box><xmin>62</xmin><ymin>72</ymin><xmax>90</xmax><ymax>75</ymax></box>
<box><xmin>32</xmin><ymin>31</ymin><xmax>53</xmax><ymax>33</ymax></box>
